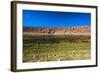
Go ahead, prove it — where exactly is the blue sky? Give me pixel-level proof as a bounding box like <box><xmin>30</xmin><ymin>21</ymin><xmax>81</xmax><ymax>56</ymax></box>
<box><xmin>23</xmin><ymin>10</ymin><xmax>91</xmax><ymax>27</ymax></box>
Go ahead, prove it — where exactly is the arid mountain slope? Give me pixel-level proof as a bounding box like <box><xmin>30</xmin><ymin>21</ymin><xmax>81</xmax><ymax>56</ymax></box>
<box><xmin>23</xmin><ymin>26</ymin><xmax>91</xmax><ymax>35</ymax></box>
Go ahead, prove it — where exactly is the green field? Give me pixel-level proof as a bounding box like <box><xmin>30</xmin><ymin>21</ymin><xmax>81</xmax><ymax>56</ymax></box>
<box><xmin>23</xmin><ymin>35</ymin><xmax>91</xmax><ymax>62</ymax></box>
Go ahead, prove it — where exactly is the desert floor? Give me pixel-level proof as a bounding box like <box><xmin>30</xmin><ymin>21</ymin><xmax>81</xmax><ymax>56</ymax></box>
<box><xmin>23</xmin><ymin>35</ymin><xmax>91</xmax><ymax>62</ymax></box>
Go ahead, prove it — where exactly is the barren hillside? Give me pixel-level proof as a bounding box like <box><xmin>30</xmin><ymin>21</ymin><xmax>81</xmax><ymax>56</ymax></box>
<box><xmin>23</xmin><ymin>26</ymin><xmax>91</xmax><ymax>36</ymax></box>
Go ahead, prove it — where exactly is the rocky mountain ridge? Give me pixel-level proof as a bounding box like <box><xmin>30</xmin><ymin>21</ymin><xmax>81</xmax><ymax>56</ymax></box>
<box><xmin>23</xmin><ymin>26</ymin><xmax>90</xmax><ymax>35</ymax></box>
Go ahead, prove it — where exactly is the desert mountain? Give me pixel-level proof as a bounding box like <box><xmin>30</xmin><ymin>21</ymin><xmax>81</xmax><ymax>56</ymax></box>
<box><xmin>23</xmin><ymin>26</ymin><xmax>91</xmax><ymax>36</ymax></box>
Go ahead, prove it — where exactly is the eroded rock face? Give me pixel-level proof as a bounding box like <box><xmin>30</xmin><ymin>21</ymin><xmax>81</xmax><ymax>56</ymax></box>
<box><xmin>23</xmin><ymin>26</ymin><xmax>91</xmax><ymax>35</ymax></box>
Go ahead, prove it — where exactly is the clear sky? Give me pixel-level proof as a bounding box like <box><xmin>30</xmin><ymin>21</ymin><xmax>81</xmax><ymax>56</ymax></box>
<box><xmin>23</xmin><ymin>10</ymin><xmax>91</xmax><ymax>27</ymax></box>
